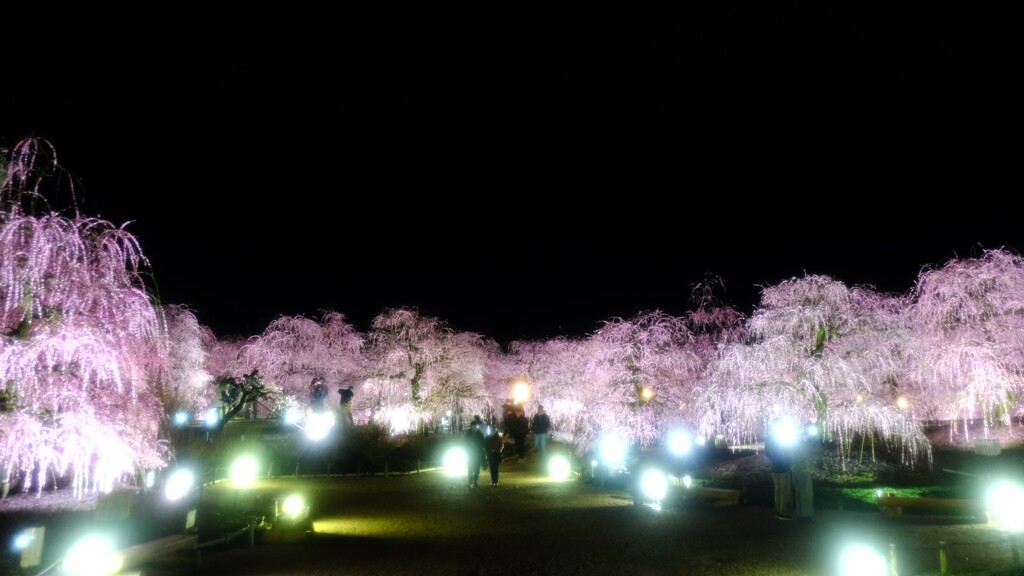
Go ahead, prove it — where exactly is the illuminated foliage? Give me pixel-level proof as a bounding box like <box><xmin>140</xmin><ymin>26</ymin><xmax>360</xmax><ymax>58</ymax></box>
<box><xmin>362</xmin><ymin>307</ymin><xmax>491</xmax><ymax>434</ymax></box>
<box><xmin>0</xmin><ymin>139</ymin><xmax>169</xmax><ymax>495</ymax></box>
<box><xmin>904</xmin><ymin>248</ymin><xmax>1024</xmax><ymax>435</ymax></box>
<box><xmin>695</xmin><ymin>275</ymin><xmax>929</xmax><ymax>467</ymax></box>
<box><xmin>237</xmin><ymin>310</ymin><xmax>365</xmax><ymax>417</ymax></box>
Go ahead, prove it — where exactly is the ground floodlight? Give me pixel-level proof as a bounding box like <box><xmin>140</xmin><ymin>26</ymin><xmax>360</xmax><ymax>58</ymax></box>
<box><xmin>444</xmin><ymin>446</ymin><xmax>468</xmax><ymax>477</ymax></box>
<box><xmin>667</xmin><ymin>430</ymin><xmax>692</xmax><ymax>456</ymax></box>
<box><xmin>164</xmin><ymin>468</ymin><xmax>195</xmax><ymax>502</ymax></box>
<box><xmin>230</xmin><ymin>455</ymin><xmax>259</xmax><ymax>485</ymax></box>
<box><xmin>285</xmin><ymin>407</ymin><xmax>302</xmax><ymax>424</ymax></box>
<box><xmin>599</xmin><ymin>435</ymin><xmax>626</xmax><ymax>465</ymax></box>
<box><xmin>837</xmin><ymin>544</ymin><xmax>887</xmax><ymax>576</ymax></box>
<box><xmin>772</xmin><ymin>417</ymin><xmax>798</xmax><ymax>446</ymax></box>
<box><xmin>204</xmin><ymin>408</ymin><xmax>218</xmax><ymax>427</ymax></box>
<box><xmin>173</xmin><ymin>411</ymin><xmax>188</xmax><ymax>426</ymax></box>
<box><xmin>305</xmin><ymin>410</ymin><xmax>335</xmax><ymax>441</ymax></box>
<box><xmin>548</xmin><ymin>455</ymin><xmax>572</xmax><ymax>480</ymax></box>
<box><xmin>62</xmin><ymin>534</ymin><xmax>123</xmax><ymax>576</ymax></box>
<box><xmin>639</xmin><ymin>469</ymin><xmax>669</xmax><ymax>502</ymax></box>
<box><xmin>280</xmin><ymin>494</ymin><xmax>309</xmax><ymax>521</ymax></box>
<box><xmin>988</xmin><ymin>479</ymin><xmax>1024</xmax><ymax>531</ymax></box>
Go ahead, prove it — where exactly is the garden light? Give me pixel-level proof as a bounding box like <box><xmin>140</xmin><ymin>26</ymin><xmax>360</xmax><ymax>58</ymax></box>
<box><xmin>204</xmin><ymin>408</ymin><xmax>218</xmax><ymax>427</ymax></box>
<box><xmin>280</xmin><ymin>494</ymin><xmax>309</xmax><ymax>521</ymax></box>
<box><xmin>305</xmin><ymin>410</ymin><xmax>336</xmax><ymax>441</ymax></box>
<box><xmin>988</xmin><ymin>478</ymin><xmax>1024</xmax><ymax>531</ymax></box>
<box><xmin>667</xmin><ymin>430</ymin><xmax>692</xmax><ymax>456</ymax></box>
<box><xmin>164</xmin><ymin>468</ymin><xmax>195</xmax><ymax>502</ymax></box>
<box><xmin>599</xmin><ymin>435</ymin><xmax>627</xmax><ymax>466</ymax></box>
<box><xmin>443</xmin><ymin>446</ymin><xmax>468</xmax><ymax>477</ymax></box>
<box><xmin>771</xmin><ymin>417</ymin><xmax>798</xmax><ymax>447</ymax></box>
<box><xmin>173</xmin><ymin>411</ymin><xmax>188</xmax><ymax>426</ymax></box>
<box><xmin>837</xmin><ymin>544</ymin><xmax>887</xmax><ymax>576</ymax></box>
<box><xmin>548</xmin><ymin>454</ymin><xmax>572</xmax><ymax>480</ymax></box>
<box><xmin>62</xmin><ymin>534</ymin><xmax>123</xmax><ymax>576</ymax></box>
<box><xmin>639</xmin><ymin>469</ymin><xmax>669</xmax><ymax>502</ymax></box>
<box><xmin>230</xmin><ymin>455</ymin><xmax>259</xmax><ymax>486</ymax></box>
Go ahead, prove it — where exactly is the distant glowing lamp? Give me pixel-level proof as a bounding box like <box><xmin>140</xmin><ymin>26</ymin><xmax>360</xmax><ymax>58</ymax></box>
<box><xmin>305</xmin><ymin>411</ymin><xmax>336</xmax><ymax>441</ymax></box>
<box><xmin>639</xmin><ymin>469</ymin><xmax>669</xmax><ymax>502</ymax></box>
<box><xmin>837</xmin><ymin>544</ymin><xmax>887</xmax><ymax>576</ymax></box>
<box><xmin>230</xmin><ymin>455</ymin><xmax>259</xmax><ymax>486</ymax></box>
<box><xmin>988</xmin><ymin>479</ymin><xmax>1024</xmax><ymax>531</ymax></box>
<box><xmin>682</xmin><ymin>474</ymin><xmax>693</xmax><ymax>488</ymax></box>
<box><xmin>285</xmin><ymin>407</ymin><xmax>302</xmax><ymax>425</ymax></box>
<box><xmin>641</xmin><ymin>386</ymin><xmax>653</xmax><ymax>401</ymax></box>
<box><xmin>548</xmin><ymin>455</ymin><xmax>572</xmax><ymax>480</ymax></box>
<box><xmin>896</xmin><ymin>396</ymin><xmax>909</xmax><ymax>410</ymax></box>
<box><xmin>667</xmin><ymin>430</ymin><xmax>692</xmax><ymax>456</ymax></box>
<box><xmin>164</xmin><ymin>468</ymin><xmax>195</xmax><ymax>502</ymax></box>
<box><xmin>772</xmin><ymin>418</ymin><xmax>798</xmax><ymax>447</ymax></box>
<box><xmin>204</xmin><ymin>408</ymin><xmax>218</xmax><ymax>427</ymax></box>
<box><xmin>173</xmin><ymin>411</ymin><xmax>189</xmax><ymax>426</ymax></box>
<box><xmin>443</xmin><ymin>446</ymin><xmax>468</xmax><ymax>477</ymax></box>
<box><xmin>599</xmin><ymin>435</ymin><xmax>627</xmax><ymax>465</ymax></box>
<box><xmin>512</xmin><ymin>381</ymin><xmax>530</xmax><ymax>404</ymax></box>
<box><xmin>62</xmin><ymin>534</ymin><xmax>123</xmax><ymax>576</ymax></box>
<box><xmin>279</xmin><ymin>494</ymin><xmax>309</xmax><ymax>522</ymax></box>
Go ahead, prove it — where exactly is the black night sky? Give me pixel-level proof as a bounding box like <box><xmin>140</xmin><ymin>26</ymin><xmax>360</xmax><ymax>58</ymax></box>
<box><xmin>4</xmin><ymin>7</ymin><xmax>1022</xmax><ymax>345</ymax></box>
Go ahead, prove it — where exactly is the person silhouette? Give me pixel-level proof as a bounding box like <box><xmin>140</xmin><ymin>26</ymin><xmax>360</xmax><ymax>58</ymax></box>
<box><xmin>338</xmin><ymin>385</ymin><xmax>355</xmax><ymax>426</ymax></box>
<box><xmin>464</xmin><ymin>415</ymin><xmax>486</xmax><ymax>488</ymax></box>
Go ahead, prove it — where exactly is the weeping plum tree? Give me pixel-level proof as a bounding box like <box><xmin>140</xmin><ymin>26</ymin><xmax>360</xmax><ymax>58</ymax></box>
<box><xmin>510</xmin><ymin>336</ymin><xmax>612</xmax><ymax>455</ymax></box>
<box><xmin>157</xmin><ymin>304</ymin><xmax>214</xmax><ymax>423</ymax></box>
<box><xmin>502</xmin><ymin>337</ymin><xmax>593</xmax><ymax>448</ymax></box>
<box><xmin>588</xmin><ymin>310</ymin><xmax>701</xmax><ymax>450</ymax></box>
<box><xmin>362</xmin><ymin>307</ymin><xmax>491</xmax><ymax>434</ymax></box>
<box><xmin>903</xmin><ymin>248</ymin><xmax>1024</xmax><ymax>438</ymax></box>
<box><xmin>0</xmin><ymin>139</ymin><xmax>170</xmax><ymax>495</ymax></box>
<box><xmin>696</xmin><ymin>274</ymin><xmax>929</xmax><ymax>467</ymax></box>
<box><xmin>236</xmin><ymin>310</ymin><xmax>365</xmax><ymax>420</ymax></box>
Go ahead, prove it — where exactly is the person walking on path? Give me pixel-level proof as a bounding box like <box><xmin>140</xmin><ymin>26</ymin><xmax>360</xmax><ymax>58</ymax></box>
<box><xmin>764</xmin><ymin>417</ymin><xmax>795</xmax><ymax>520</ymax></box>
<box><xmin>464</xmin><ymin>415</ymin><xmax>486</xmax><ymax>488</ymax></box>
<box><xmin>791</xmin><ymin>423</ymin><xmax>816</xmax><ymax>523</ymax></box>
<box><xmin>505</xmin><ymin>404</ymin><xmax>530</xmax><ymax>463</ymax></box>
<box><xmin>530</xmin><ymin>405</ymin><xmax>552</xmax><ymax>460</ymax></box>
<box><xmin>485</xmin><ymin>427</ymin><xmax>504</xmax><ymax>486</ymax></box>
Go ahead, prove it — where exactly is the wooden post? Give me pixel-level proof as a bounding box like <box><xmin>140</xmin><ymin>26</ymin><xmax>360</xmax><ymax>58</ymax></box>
<box><xmin>939</xmin><ymin>540</ymin><xmax>948</xmax><ymax>574</ymax></box>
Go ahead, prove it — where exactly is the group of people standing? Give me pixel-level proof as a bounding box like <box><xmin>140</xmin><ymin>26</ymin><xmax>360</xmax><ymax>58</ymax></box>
<box><xmin>463</xmin><ymin>403</ymin><xmax>552</xmax><ymax>488</ymax></box>
<box><xmin>764</xmin><ymin>417</ymin><xmax>815</xmax><ymax>523</ymax></box>
<box><xmin>309</xmin><ymin>377</ymin><xmax>355</xmax><ymax>427</ymax></box>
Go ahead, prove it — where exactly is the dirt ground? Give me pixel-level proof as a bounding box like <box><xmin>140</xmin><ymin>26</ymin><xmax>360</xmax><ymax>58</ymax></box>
<box><xmin>3</xmin><ymin>445</ymin><xmax>1024</xmax><ymax>576</ymax></box>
